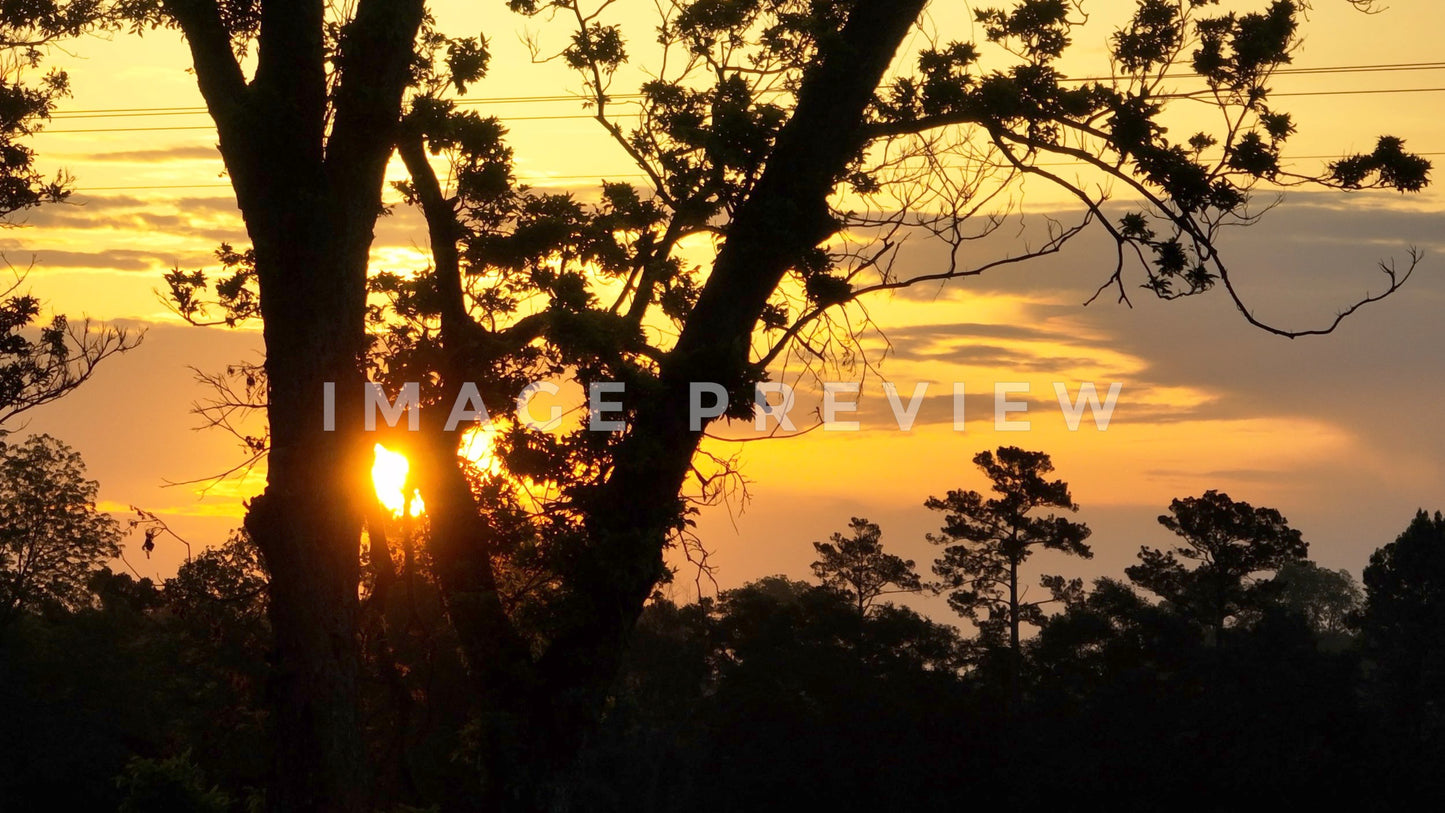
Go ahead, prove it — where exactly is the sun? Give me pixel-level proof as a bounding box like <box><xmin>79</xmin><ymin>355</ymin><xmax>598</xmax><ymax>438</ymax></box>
<box><xmin>370</xmin><ymin>426</ymin><xmax>505</xmax><ymax>517</ymax></box>
<box><xmin>371</xmin><ymin>444</ymin><xmax>424</xmax><ymax>518</ymax></box>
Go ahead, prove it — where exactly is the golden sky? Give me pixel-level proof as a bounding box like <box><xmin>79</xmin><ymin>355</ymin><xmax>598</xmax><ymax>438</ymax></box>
<box><xmin>10</xmin><ymin>1</ymin><xmax>1445</xmax><ymax>608</ymax></box>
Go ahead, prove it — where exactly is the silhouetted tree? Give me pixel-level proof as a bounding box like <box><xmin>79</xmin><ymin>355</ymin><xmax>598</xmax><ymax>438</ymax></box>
<box><xmin>1028</xmin><ymin>566</ymin><xmax>1372</xmax><ymax>811</ymax></box>
<box><xmin>0</xmin><ymin>3</ymin><xmax>139</xmax><ymax>427</ymax></box>
<box><xmin>926</xmin><ymin>446</ymin><xmax>1091</xmax><ymax>700</ymax></box>
<box><xmin>126</xmin><ymin>1</ymin><xmax>433</xmax><ymax>804</ymax></box>
<box><xmin>0</xmin><ymin>434</ymin><xmax>121</xmax><ymax>626</ymax></box>
<box><xmin>1361</xmin><ymin>509</ymin><xmax>1445</xmax><ymax>784</ymax></box>
<box><xmin>136</xmin><ymin>0</ymin><xmax>1431</xmax><ymax>804</ymax></box>
<box><xmin>811</xmin><ymin>517</ymin><xmax>923</xmax><ymax>614</ymax></box>
<box><xmin>0</xmin><ymin>0</ymin><xmax>100</xmax><ymax>220</ymax></box>
<box><xmin>1127</xmin><ymin>490</ymin><xmax>1306</xmax><ymax>644</ymax></box>
<box><xmin>0</xmin><ymin>275</ymin><xmax>139</xmax><ymax>428</ymax></box>
<box><xmin>574</xmin><ymin>577</ymin><xmax>967</xmax><ymax>812</ymax></box>
<box><xmin>1269</xmin><ymin>559</ymin><xmax>1362</xmax><ymax>644</ymax></box>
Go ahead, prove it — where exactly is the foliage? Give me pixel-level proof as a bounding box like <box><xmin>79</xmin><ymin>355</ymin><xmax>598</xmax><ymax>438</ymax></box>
<box><xmin>573</xmin><ymin>576</ymin><xmax>970</xmax><ymax>811</ymax></box>
<box><xmin>1362</xmin><ymin>510</ymin><xmax>1445</xmax><ymax>666</ymax></box>
<box><xmin>810</xmin><ymin>516</ymin><xmax>922</xmax><ymax>613</ymax></box>
<box><xmin>1</xmin><ymin>479</ymin><xmax>1443</xmax><ymax>810</ymax></box>
<box><xmin>1127</xmin><ymin>489</ymin><xmax>1307</xmax><ymax>639</ymax></box>
<box><xmin>1269</xmin><ymin>559</ymin><xmax>1363</xmax><ymax>641</ymax></box>
<box><xmin>0</xmin><ymin>0</ymin><xmax>101</xmax><ymax>219</ymax></box>
<box><xmin>925</xmin><ymin>446</ymin><xmax>1091</xmax><ymax>648</ymax></box>
<box><xmin>0</xmin><ymin>434</ymin><xmax>121</xmax><ymax>623</ymax></box>
<box><xmin>0</xmin><ymin>272</ymin><xmax>139</xmax><ymax>428</ymax></box>
<box><xmin>115</xmin><ymin>752</ymin><xmax>233</xmax><ymax>813</ymax></box>
<box><xmin>0</xmin><ymin>3</ymin><xmax>141</xmax><ymax>427</ymax></box>
<box><xmin>0</xmin><ymin>549</ymin><xmax>268</xmax><ymax>810</ymax></box>
<box><xmin>1361</xmin><ymin>509</ymin><xmax>1445</xmax><ymax>780</ymax></box>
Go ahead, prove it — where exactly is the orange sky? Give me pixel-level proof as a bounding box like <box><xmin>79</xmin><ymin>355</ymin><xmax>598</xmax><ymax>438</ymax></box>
<box><xmin>8</xmin><ymin>1</ymin><xmax>1445</xmax><ymax>615</ymax></box>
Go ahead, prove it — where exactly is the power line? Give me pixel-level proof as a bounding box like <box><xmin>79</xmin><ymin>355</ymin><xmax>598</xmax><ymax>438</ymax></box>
<box><xmin>32</xmin><ymin>84</ymin><xmax>1445</xmax><ymax>135</ymax></box>
<box><xmin>1062</xmin><ymin>60</ymin><xmax>1445</xmax><ymax>84</ymax></box>
<box><xmin>47</xmin><ymin>93</ymin><xmax>647</xmax><ymax>118</ymax></box>
<box><xmin>76</xmin><ymin>173</ymin><xmax>655</xmax><ymax>191</ymax></box>
<box><xmin>1268</xmin><ymin>86</ymin><xmax>1445</xmax><ymax>98</ymax></box>
<box><xmin>67</xmin><ymin>151</ymin><xmax>1445</xmax><ymax>193</ymax></box>
<box><xmin>40</xmin><ymin>113</ymin><xmax>613</xmax><ymax>134</ymax></box>
<box><xmin>39</xmin><ymin>59</ymin><xmax>1445</xmax><ymax>122</ymax></box>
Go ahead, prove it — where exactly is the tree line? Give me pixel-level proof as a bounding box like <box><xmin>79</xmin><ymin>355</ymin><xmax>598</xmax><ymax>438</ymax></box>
<box><xmin>2</xmin><ymin>438</ymin><xmax>1443</xmax><ymax>811</ymax></box>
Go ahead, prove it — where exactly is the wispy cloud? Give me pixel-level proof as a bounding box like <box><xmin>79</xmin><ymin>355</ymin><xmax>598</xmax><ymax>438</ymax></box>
<box><xmin>82</xmin><ymin>145</ymin><xmax>223</xmax><ymax>163</ymax></box>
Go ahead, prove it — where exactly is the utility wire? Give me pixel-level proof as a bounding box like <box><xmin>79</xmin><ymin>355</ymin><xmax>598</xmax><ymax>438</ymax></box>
<box><xmin>38</xmin><ymin>58</ymin><xmax>1445</xmax><ymax>123</ymax></box>
<box><xmin>40</xmin><ymin>113</ymin><xmax>608</xmax><ymax>134</ymax></box>
<box><xmin>33</xmin><ymin>84</ymin><xmax>1445</xmax><ymax>134</ymax></box>
<box><xmin>67</xmin><ymin>152</ymin><xmax>1445</xmax><ymax>193</ymax></box>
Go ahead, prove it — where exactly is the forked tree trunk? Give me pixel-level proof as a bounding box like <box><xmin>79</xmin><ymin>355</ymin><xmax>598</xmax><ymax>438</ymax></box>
<box><xmin>164</xmin><ymin>0</ymin><xmax>425</xmax><ymax>807</ymax></box>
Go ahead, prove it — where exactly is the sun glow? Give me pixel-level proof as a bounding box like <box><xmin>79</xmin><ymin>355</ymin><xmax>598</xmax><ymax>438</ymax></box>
<box><xmin>371</xmin><ymin>444</ymin><xmax>424</xmax><ymax>517</ymax></box>
<box><xmin>458</xmin><ymin>423</ymin><xmax>503</xmax><ymax>476</ymax></box>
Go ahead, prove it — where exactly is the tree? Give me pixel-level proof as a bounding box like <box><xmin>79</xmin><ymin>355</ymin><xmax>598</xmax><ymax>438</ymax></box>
<box><xmin>1269</xmin><ymin>559</ymin><xmax>1362</xmax><ymax>642</ymax></box>
<box><xmin>926</xmin><ymin>446</ymin><xmax>1091</xmax><ymax>698</ymax></box>
<box><xmin>130</xmin><ymin>0</ymin><xmax>1430</xmax><ymax>805</ymax></box>
<box><xmin>568</xmin><ymin>577</ymin><xmax>969</xmax><ymax>811</ymax></box>
<box><xmin>1127</xmin><ymin>490</ymin><xmax>1307</xmax><ymax>643</ymax></box>
<box><xmin>0</xmin><ymin>274</ymin><xmax>139</xmax><ymax>428</ymax></box>
<box><xmin>1361</xmin><ymin>511</ymin><xmax>1445</xmax><ymax>744</ymax></box>
<box><xmin>1</xmin><ymin>3</ymin><xmax>139</xmax><ymax>428</ymax></box>
<box><xmin>126</xmin><ymin>0</ymin><xmax>432</xmax><ymax>806</ymax></box>
<box><xmin>0</xmin><ymin>434</ymin><xmax>121</xmax><ymax>625</ymax></box>
<box><xmin>811</xmin><ymin>517</ymin><xmax>923</xmax><ymax>615</ymax></box>
<box><xmin>0</xmin><ymin>0</ymin><xmax>97</xmax><ymax>220</ymax></box>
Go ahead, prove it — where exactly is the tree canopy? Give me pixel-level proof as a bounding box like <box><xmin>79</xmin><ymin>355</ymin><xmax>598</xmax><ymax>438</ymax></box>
<box><xmin>0</xmin><ymin>434</ymin><xmax>121</xmax><ymax>625</ymax></box>
<box><xmin>927</xmin><ymin>447</ymin><xmax>1091</xmax><ymax>646</ymax></box>
<box><xmin>811</xmin><ymin>517</ymin><xmax>923</xmax><ymax>614</ymax></box>
<box><xmin>1127</xmin><ymin>489</ymin><xmax>1307</xmax><ymax>641</ymax></box>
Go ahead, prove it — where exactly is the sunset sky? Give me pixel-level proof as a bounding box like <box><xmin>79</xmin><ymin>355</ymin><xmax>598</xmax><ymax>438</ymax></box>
<box><xmin>9</xmin><ymin>0</ymin><xmax>1444</xmax><ymax>617</ymax></box>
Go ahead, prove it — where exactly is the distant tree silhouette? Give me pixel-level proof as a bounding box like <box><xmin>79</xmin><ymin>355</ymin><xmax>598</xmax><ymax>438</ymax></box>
<box><xmin>811</xmin><ymin>517</ymin><xmax>923</xmax><ymax>614</ymax></box>
<box><xmin>571</xmin><ymin>576</ymin><xmax>968</xmax><ymax>811</ymax></box>
<box><xmin>1127</xmin><ymin>490</ymin><xmax>1306</xmax><ymax>644</ymax></box>
<box><xmin>132</xmin><ymin>0</ymin><xmax>1431</xmax><ymax>804</ymax></box>
<box><xmin>0</xmin><ymin>434</ymin><xmax>120</xmax><ymax>626</ymax></box>
<box><xmin>0</xmin><ymin>551</ymin><xmax>270</xmax><ymax>809</ymax></box>
<box><xmin>926</xmin><ymin>446</ymin><xmax>1091</xmax><ymax>700</ymax></box>
<box><xmin>1361</xmin><ymin>510</ymin><xmax>1445</xmax><ymax>766</ymax></box>
<box><xmin>1268</xmin><ymin>559</ymin><xmax>1362</xmax><ymax>643</ymax></box>
<box><xmin>1029</xmin><ymin>569</ymin><xmax>1370</xmax><ymax>811</ymax></box>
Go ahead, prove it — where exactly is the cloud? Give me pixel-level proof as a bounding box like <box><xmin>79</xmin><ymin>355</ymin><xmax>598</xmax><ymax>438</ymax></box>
<box><xmin>84</xmin><ymin>145</ymin><xmax>223</xmax><ymax>163</ymax></box>
<box><xmin>23</xmin><ymin>248</ymin><xmax>187</xmax><ymax>271</ymax></box>
<box><xmin>1</xmin><ymin>194</ymin><xmax>245</xmax><ymax>252</ymax></box>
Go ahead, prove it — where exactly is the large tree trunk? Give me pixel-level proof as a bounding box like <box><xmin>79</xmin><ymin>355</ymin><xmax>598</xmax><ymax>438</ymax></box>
<box><xmin>164</xmin><ymin>1</ymin><xmax>425</xmax><ymax>808</ymax></box>
<box><xmin>243</xmin><ymin>208</ymin><xmax>373</xmax><ymax>812</ymax></box>
<box><xmin>518</xmin><ymin>0</ymin><xmax>929</xmax><ymax>801</ymax></box>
